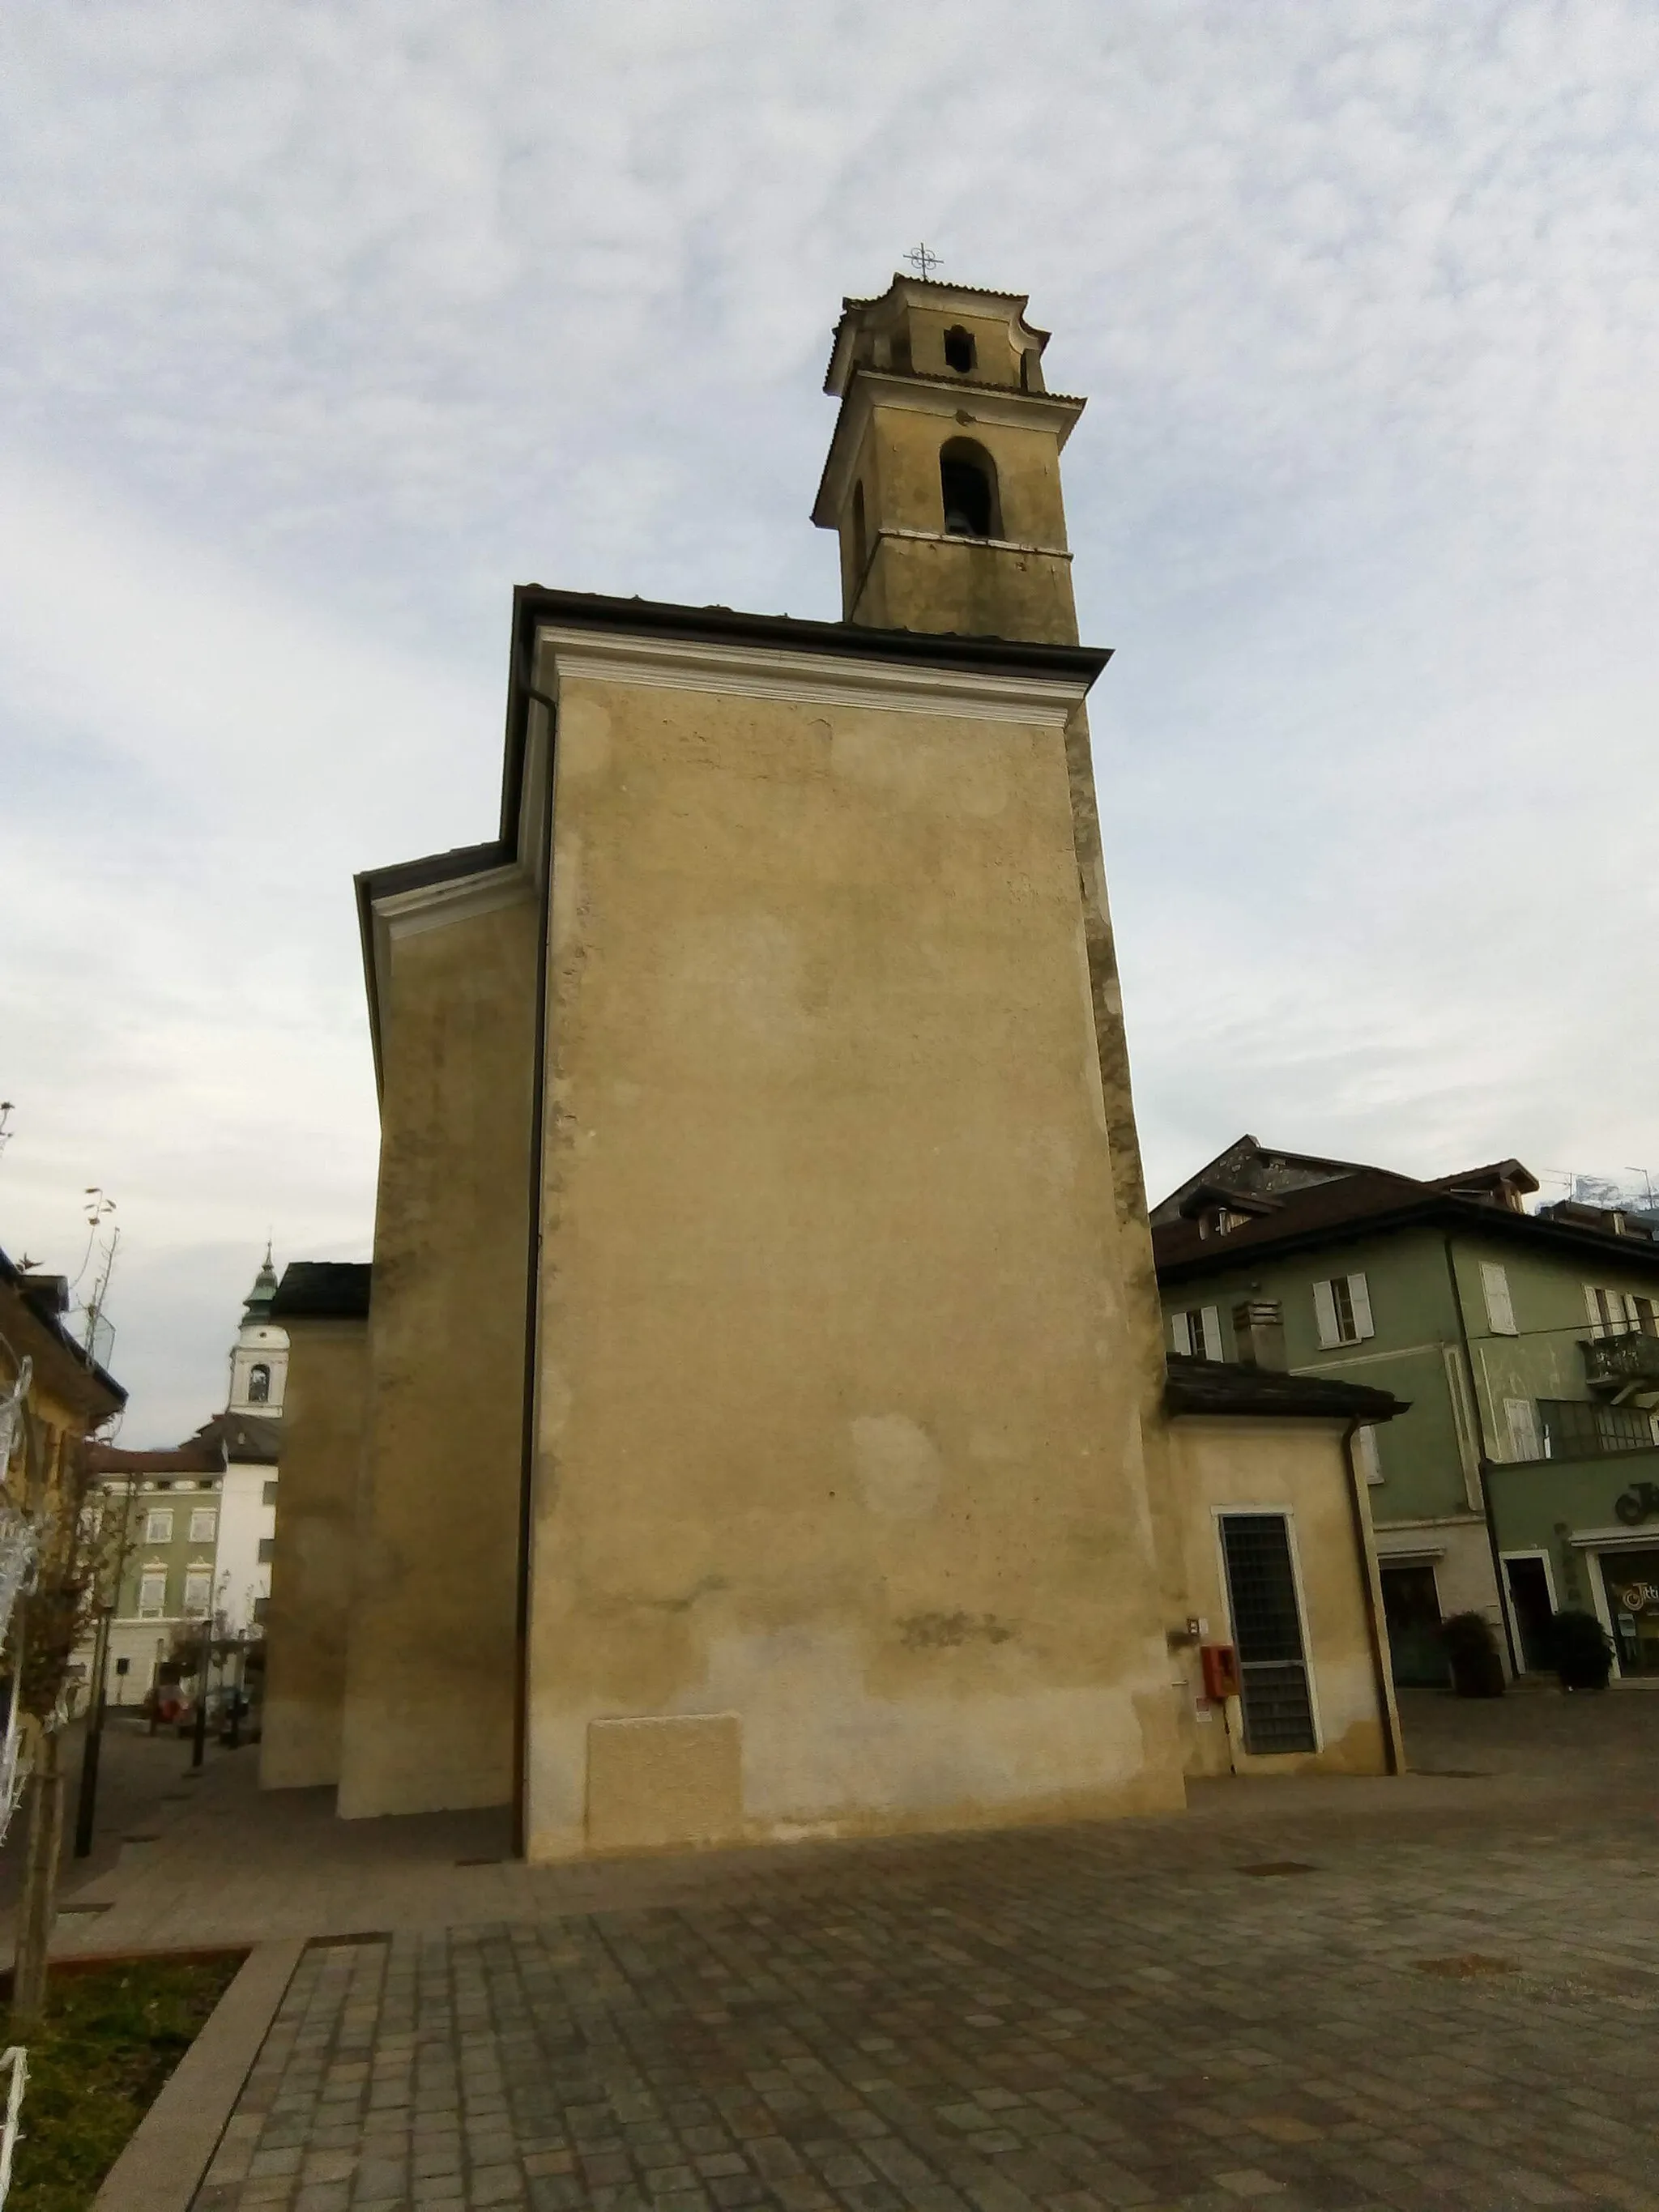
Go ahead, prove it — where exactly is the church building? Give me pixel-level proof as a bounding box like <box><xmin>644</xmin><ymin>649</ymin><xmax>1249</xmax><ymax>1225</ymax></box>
<box><xmin>263</xmin><ymin>277</ymin><xmax>1405</xmax><ymax>1856</ymax></box>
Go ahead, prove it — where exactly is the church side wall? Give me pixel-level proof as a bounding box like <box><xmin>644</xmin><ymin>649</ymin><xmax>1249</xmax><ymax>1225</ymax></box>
<box><xmin>335</xmin><ymin>890</ymin><xmax>536</xmax><ymax>1819</ymax></box>
<box><xmin>261</xmin><ymin>1319</ymin><xmax>368</xmax><ymax>1790</ymax></box>
<box><xmin>525</xmin><ymin>667</ymin><xmax>1187</xmax><ymax>1860</ymax></box>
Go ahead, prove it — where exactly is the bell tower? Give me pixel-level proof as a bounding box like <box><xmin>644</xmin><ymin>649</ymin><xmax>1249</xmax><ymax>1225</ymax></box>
<box><xmin>811</xmin><ymin>275</ymin><xmax>1085</xmax><ymax>645</ymax></box>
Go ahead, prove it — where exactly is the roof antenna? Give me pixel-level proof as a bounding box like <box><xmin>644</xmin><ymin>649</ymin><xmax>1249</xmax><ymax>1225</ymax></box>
<box><xmin>903</xmin><ymin>243</ymin><xmax>942</xmax><ymax>281</ymax></box>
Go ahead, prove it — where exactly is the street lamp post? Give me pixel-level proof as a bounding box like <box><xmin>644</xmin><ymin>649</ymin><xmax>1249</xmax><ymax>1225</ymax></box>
<box><xmin>189</xmin><ymin>1613</ymin><xmax>213</xmax><ymax>1771</ymax></box>
<box><xmin>71</xmin><ymin>1603</ymin><xmax>113</xmax><ymax>1858</ymax></box>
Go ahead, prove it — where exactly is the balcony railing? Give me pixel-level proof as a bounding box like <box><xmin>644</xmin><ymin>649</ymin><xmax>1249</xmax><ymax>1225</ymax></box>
<box><xmin>1581</xmin><ymin>1332</ymin><xmax>1659</xmax><ymax>1392</ymax></box>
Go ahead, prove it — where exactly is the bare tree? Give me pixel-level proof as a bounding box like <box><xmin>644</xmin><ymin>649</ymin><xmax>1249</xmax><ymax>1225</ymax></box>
<box><xmin>2</xmin><ymin>1376</ymin><xmax>123</xmax><ymax>2032</ymax></box>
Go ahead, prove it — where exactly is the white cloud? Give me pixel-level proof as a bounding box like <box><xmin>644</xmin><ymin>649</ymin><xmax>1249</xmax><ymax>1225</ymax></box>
<box><xmin>1</xmin><ymin>1</ymin><xmax>1657</xmax><ymax>1429</ymax></box>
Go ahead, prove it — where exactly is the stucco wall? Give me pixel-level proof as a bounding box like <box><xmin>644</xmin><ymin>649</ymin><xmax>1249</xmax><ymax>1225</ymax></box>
<box><xmin>335</xmin><ymin>889</ymin><xmax>538</xmax><ymax>1819</ymax></box>
<box><xmin>260</xmin><ymin>1319</ymin><xmax>368</xmax><ymax>1790</ymax></box>
<box><xmin>523</xmin><ymin>658</ymin><xmax>1186</xmax><ymax>1860</ymax></box>
<box><xmin>1166</xmin><ymin>1416</ymin><xmax>1396</xmax><ymax>1779</ymax></box>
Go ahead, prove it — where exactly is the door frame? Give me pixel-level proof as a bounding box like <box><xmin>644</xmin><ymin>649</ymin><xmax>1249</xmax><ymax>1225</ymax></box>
<box><xmin>1211</xmin><ymin>1503</ymin><xmax>1324</xmax><ymax>1757</ymax></box>
<box><xmin>1498</xmin><ymin>1547</ymin><xmax>1558</xmax><ymax>1673</ymax></box>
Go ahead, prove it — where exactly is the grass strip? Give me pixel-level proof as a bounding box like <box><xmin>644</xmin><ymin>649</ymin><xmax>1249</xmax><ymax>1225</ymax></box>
<box><xmin>9</xmin><ymin>1953</ymin><xmax>245</xmax><ymax>2212</ymax></box>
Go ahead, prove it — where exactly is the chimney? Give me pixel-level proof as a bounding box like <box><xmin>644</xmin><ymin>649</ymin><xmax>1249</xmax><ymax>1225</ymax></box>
<box><xmin>1232</xmin><ymin>1299</ymin><xmax>1287</xmax><ymax>1372</ymax></box>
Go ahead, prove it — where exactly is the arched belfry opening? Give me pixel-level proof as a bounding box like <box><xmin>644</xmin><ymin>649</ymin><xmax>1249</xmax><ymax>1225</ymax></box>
<box><xmin>851</xmin><ymin>479</ymin><xmax>868</xmax><ymax>578</ymax></box>
<box><xmin>943</xmin><ymin>325</ymin><xmax>975</xmax><ymax>374</ymax></box>
<box><xmin>940</xmin><ymin>439</ymin><xmax>998</xmax><ymax>540</ymax></box>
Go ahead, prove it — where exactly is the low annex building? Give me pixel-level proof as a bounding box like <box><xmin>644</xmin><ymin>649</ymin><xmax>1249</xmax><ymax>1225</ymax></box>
<box><xmin>263</xmin><ymin>278</ymin><xmax>1406</xmax><ymax>1855</ymax></box>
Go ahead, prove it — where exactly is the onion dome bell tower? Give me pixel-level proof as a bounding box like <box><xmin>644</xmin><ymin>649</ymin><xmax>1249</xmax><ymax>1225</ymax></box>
<box><xmin>811</xmin><ymin>275</ymin><xmax>1085</xmax><ymax>646</ymax></box>
<box><xmin>228</xmin><ymin>1243</ymin><xmax>288</xmax><ymax>1417</ymax></box>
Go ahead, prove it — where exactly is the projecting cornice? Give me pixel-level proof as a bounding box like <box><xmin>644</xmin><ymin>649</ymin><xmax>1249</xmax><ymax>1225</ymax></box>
<box><xmin>535</xmin><ymin>623</ymin><xmax>1096</xmax><ymax>729</ymax></box>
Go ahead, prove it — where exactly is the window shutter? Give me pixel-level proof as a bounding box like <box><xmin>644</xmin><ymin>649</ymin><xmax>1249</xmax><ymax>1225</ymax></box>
<box><xmin>1585</xmin><ymin>1283</ymin><xmax>1606</xmax><ymax>1337</ymax></box>
<box><xmin>1346</xmin><ymin>1272</ymin><xmax>1375</xmax><ymax>1341</ymax></box>
<box><xmin>1354</xmin><ymin>1426</ymin><xmax>1382</xmax><ymax>1483</ymax></box>
<box><xmin>1201</xmin><ymin>1306</ymin><xmax>1223</xmax><ymax>1361</ymax></box>
<box><xmin>1312</xmin><ymin>1280</ymin><xmax>1340</xmax><ymax>1348</ymax></box>
<box><xmin>1171</xmin><ymin>1311</ymin><xmax>1193</xmax><ymax>1357</ymax></box>
<box><xmin>1481</xmin><ymin>1262</ymin><xmax>1516</xmax><ymax>1336</ymax></box>
<box><xmin>1504</xmin><ymin>1397</ymin><xmax>1541</xmax><ymax>1462</ymax></box>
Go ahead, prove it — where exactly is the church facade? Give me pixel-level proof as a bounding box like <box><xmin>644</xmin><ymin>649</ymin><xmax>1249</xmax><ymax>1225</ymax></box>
<box><xmin>263</xmin><ymin>279</ymin><xmax>1404</xmax><ymax>1853</ymax></box>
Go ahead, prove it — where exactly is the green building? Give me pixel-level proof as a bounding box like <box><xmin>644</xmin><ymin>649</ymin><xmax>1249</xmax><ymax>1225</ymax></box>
<box><xmin>1152</xmin><ymin>1139</ymin><xmax>1659</xmax><ymax>1685</ymax></box>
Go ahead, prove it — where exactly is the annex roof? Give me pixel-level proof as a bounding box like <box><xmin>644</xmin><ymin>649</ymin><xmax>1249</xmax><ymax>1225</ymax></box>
<box><xmin>1164</xmin><ymin>1357</ymin><xmax>1406</xmax><ymax>1425</ymax></box>
<box><xmin>188</xmin><ymin>1410</ymin><xmax>283</xmax><ymax>1465</ymax></box>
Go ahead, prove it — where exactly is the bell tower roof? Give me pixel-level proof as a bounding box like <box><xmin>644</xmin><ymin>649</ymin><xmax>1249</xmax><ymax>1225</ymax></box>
<box><xmin>241</xmin><ymin>1242</ymin><xmax>279</xmax><ymax>1327</ymax></box>
<box><xmin>823</xmin><ymin>275</ymin><xmax>1058</xmax><ymax>398</ymax></box>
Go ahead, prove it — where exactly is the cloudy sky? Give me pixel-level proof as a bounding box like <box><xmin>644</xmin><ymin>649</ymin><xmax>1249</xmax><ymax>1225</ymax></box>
<box><xmin>3</xmin><ymin>2</ymin><xmax>1657</xmax><ymax>1442</ymax></box>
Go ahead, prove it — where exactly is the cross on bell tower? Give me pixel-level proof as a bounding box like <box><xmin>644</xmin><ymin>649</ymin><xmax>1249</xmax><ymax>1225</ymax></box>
<box><xmin>810</xmin><ymin>273</ymin><xmax>1085</xmax><ymax>645</ymax></box>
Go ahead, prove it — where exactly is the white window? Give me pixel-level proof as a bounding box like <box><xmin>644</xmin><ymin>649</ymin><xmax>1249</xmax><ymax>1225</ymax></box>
<box><xmin>1504</xmin><ymin>1397</ymin><xmax>1541</xmax><ymax>1461</ymax></box>
<box><xmin>1354</xmin><ymin>1426</ymin><xmax>1383</xmax><ymax>1484</ymax></box>
<box><xmin>1170</xmin><ymin>1306</ymin><xmax>1222</xmax><ymax>1360</ymax></box>
<box><xmin>1480</xmin><ymin>1263</ymin><xmax>1517</xmax><ymax>1336</ymax></box>
<box><xmin>1313</xmin><ymin>1272</ymin><xmax>1374</xmax><ymax>1348</ymax></box>
<box><xmin>188</xmin><ymin>1508</ymin><xmax>218</xmax><ymax>1543</ymax></box>
<box><xmin>144</xmin><ymin>1507</ymin><xmax>173</xmax><ymax>1544</ymax></box>
<box><xmin>182</xmin><ymin>1570</ymin><xmax>213</xmax><ymax>1617</ymax></box>
<box><xmin>1586</xmin><ymin>1285</ymin><xmax>1659</xmax><ymax>1339</ymax></box>
<box><xmin>138</xmin><ymin>1572</ymin><xmax>168</xmax><ymax>1617</ymax></box>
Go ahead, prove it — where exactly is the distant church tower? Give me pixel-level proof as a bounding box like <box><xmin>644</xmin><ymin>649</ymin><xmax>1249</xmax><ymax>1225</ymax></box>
<box><xmin>228</xmin><ymin>1247</ymin><xmax>287</xmax><ymax>1418</ymax></box>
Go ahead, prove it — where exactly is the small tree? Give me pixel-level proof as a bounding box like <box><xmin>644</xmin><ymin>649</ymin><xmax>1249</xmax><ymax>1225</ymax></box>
<box><xmin>2</xmin><ymin>1394</ymin><xmax>124</xmax><ymax>2031</ymax></box>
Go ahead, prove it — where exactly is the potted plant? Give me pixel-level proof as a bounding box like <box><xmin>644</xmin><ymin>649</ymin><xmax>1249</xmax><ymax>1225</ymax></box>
<box><xmin>1549</xmin><ymin>1608</ymin><xmax>1614</xmax><ymax>1691</ymax></box>
<box><xmin>1439</xmin><ymin>1611</ymin><xmax>1505</xmax><ymax>1698</ymax></box>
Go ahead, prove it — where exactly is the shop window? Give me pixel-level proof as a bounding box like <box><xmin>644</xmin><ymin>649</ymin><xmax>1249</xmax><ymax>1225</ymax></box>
<box><xmin>1603</xmin><ymin>1549</ymin><xmax>1659</xmax><ymax>1677</ymax></box>
<box><xmin>1218</xmin><ymin>1513</ymin><xmax>1317</xmax><ymax>1754</ymax></box>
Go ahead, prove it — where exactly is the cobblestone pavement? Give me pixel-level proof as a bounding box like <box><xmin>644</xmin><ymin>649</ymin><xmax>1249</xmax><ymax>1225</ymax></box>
<box><xmin>194</xmin><ymin>1704</ymin><xmax>1659</xmax><ymax>2212</ymax></box>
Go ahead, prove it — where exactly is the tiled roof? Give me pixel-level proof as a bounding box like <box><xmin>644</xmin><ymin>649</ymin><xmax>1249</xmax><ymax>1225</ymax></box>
<box><xmin>1164</xmin><ymin>1357</ymin><xmax>1405</xmax><ymax>1424</ymax></box>
<box><xmin>88</xmin><ymin>1441</ymin><xmax>221</xmax><ymax>1477</ymax></box>
<box><xmin>1154</xmin><ymin>1167</ymin><xmax>1659</xmax><ymax>1282</ymax></box>
<box><xmin>271</xmin><ymin>1262</ymin><xmax>372</xmax><ymax>1321</ymax></box>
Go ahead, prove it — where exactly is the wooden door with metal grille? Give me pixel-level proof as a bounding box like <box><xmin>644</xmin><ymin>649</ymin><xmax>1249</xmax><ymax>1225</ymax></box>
<box><xmin>1218</xmin><ymin>1512</ymin><xmax>1317</xmax><ymax>1754</ymax></box>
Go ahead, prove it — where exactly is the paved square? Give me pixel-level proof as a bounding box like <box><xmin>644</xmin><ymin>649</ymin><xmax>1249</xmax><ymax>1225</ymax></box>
<box><xmin>191</xmin><ymin>1694</ymin><xmax>1659</xmax><ymax>2212</ymax></box>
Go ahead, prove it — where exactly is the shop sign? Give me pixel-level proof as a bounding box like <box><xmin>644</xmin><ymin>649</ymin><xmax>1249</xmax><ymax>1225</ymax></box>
<box><xmin>1614</xmin><ymin>1480</ymin><xmax>1659</xmax><ymax>1526</ymax></box>
<box><xmin>1615</xmin><ymin>1580</ymin><xmax>1659</xmax><ymax>1614</ymax></box>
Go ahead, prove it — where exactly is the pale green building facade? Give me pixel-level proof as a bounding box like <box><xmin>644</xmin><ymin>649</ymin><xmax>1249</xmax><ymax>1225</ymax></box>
<box><xmin>1154</xmin><ymin>1141</ymin><xmax>1659</xmax><ymax>1684</ymax></box>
